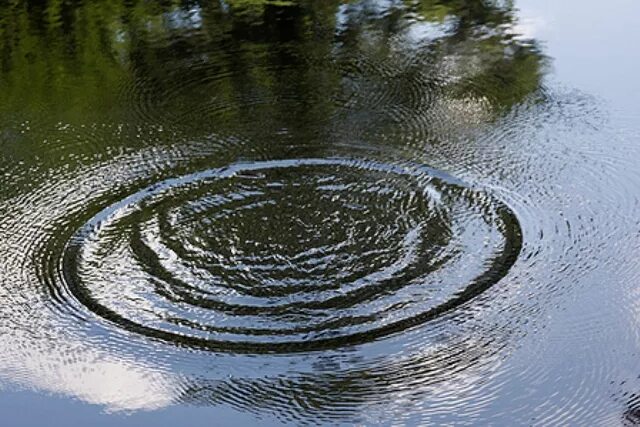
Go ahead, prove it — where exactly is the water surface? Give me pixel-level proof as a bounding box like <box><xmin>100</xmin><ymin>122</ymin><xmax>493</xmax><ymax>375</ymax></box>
<box><xmin>1</xmin><ymin>0</ymin><xmax>639</xmax><ymax>425</ymax></box>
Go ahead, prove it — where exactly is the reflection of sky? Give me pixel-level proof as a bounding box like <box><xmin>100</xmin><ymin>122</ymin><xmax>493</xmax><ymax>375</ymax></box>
<box><xmin>403</xmin><ymin>19</ymin><xmax>453</xmax><ymax>46</ymax></box>
<box><xmin>509</xmin><ymin>15</ymin><xmax>546</xmax><ymax>40</ymax></box>
<box><xmin>335</xmin><ymin>0</ymin><xmax>405</xmax><ymax>33</ymax></box>
<box><xmin>165</xmin><ymin>7</ymin><xmax>203</xmax><ymax>31</ymax></box>
<box><xmin>0</xmin><ymin>333</ymin><xmax>176</xmax><ymax>412</ymax></box>
<box><xmin>335</xmin><ymin>0</ymin><xmax>454</xmax><ymax>50</ymax></box>
<box><xmin>518</xmin><ymin>0</ymin><xmax>640</xmax><ymax>111</ymax></box>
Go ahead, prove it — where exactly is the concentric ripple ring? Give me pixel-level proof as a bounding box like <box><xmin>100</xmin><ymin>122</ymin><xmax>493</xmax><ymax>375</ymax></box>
<box><xmin>60</xmin><ymin>158</ymin><xmax>522</xmax><ymax>353</ymax></box>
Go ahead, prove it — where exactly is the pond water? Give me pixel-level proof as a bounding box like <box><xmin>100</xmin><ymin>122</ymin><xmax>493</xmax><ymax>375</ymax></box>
<box><xmin>0</xmin><ymin>0</ymin><xmax>639</xmax><ymax>425</ymax></box>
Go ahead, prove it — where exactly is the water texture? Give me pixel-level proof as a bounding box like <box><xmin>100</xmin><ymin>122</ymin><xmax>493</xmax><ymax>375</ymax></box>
<box><xmin>0</xmin><ymin>0</ymin><xmax>639</xmax><ymax>425</ymax></box>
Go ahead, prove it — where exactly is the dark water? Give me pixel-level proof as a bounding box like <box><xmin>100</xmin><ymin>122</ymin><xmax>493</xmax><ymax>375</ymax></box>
<box><xmin>0</xmin><ymin>0</ymin><xmax>639</xmax><ymax>425</ymax></box>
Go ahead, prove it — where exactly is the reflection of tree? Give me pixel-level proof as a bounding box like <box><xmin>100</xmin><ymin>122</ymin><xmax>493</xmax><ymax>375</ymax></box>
<box><xmin>173</xmin><ymin>330</ymin><xmax>505</xmax><ymax>422</ymax></box>
<box><xmin>0</xmin><ymin>0</ymin><xmax>545</xmax><ymax>123</ymax></box>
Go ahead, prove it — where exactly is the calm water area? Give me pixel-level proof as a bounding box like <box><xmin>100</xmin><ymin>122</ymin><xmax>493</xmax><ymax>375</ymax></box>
<box><xmin>0</xmin><ymin>0</ymin><xmax>639</xmax><ymax>425</ymax></box>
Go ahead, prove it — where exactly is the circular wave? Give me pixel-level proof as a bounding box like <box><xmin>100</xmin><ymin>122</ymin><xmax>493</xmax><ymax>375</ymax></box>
<box><xmin>60</xmin><ymin>157</ymin><xmax>521</xmax><ymax>353</ymax></box>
